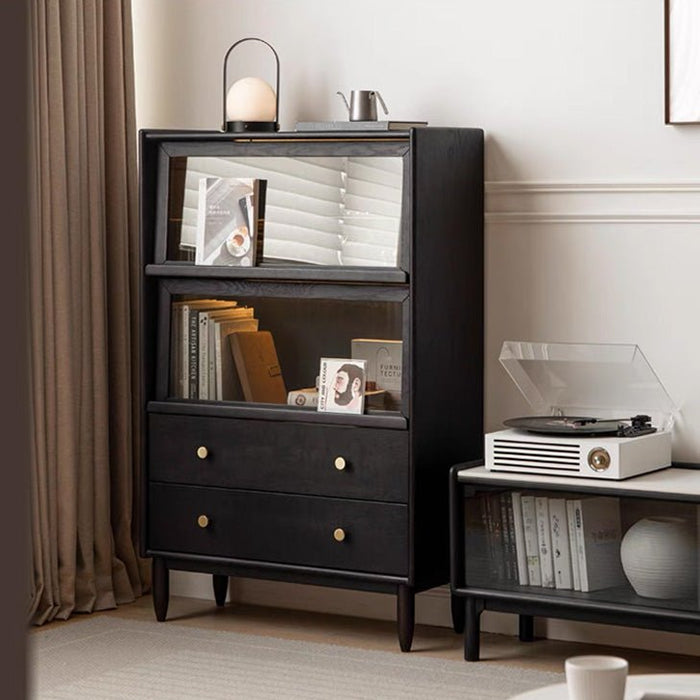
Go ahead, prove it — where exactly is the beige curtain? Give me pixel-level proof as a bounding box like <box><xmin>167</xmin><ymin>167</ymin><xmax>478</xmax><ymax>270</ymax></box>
<box><xmin>28</xmin><ymin>0</ymin><xmax>146</xmax><ymax>624</ymax></box>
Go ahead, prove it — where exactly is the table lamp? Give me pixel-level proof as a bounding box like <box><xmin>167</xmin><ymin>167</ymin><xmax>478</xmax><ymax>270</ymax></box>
<box><xmin>222</xmin><ymin>37</ymin><xmax>280</xmax><ymax>133</ymax></box>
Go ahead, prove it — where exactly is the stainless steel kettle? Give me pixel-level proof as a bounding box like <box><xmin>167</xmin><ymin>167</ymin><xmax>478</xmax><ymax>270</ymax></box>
<box><xmin>337</xmin><ymin>90</ymin><xmax>388</xmax><ymax>121</ymax></box>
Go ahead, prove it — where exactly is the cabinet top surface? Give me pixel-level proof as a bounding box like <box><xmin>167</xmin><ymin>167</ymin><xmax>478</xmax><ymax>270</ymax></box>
<box><xmin>456</xmin><ymin>465</ymin><xmax>700</xmax><ymax>498</ymax></box>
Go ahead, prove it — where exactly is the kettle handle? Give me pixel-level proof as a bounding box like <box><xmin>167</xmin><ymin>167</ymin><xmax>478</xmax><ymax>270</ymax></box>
<box><xmin>373</xmin><ymin>90</ymin><xmax>389</xmax><ymax>115</ymax></box>
<box><xmin>336</xmin><ymin>91</ymin><xmax>350</xmax><ymax>114</ymax></box>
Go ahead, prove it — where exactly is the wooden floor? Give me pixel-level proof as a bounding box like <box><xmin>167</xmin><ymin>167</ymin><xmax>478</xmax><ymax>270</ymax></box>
<box><xmin>33</xmin><ymin>594</ymin><xmax>700</xmax><ymax>676</ymax></box>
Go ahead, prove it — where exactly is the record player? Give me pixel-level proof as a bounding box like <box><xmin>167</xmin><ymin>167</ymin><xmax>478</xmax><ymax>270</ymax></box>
<box><xmin>485</xmin><ymin>342</ymin><xmax>678</xmax><ymax>480</ymax></box>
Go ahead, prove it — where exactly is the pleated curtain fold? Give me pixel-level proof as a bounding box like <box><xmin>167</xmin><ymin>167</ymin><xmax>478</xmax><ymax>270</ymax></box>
<box><xmin>28</xmin><ymin>0</ymin><xmax>146</xmax><ymax>624</ymax></box>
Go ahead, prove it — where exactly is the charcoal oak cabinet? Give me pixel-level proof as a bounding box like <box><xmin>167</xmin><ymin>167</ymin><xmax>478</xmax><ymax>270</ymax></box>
<box><xmin>450</xmin><ymin>464</ymin><xmax>700</xmax><ymax>661</ymax></box>
<box><xmin>139</xmin><ymin>127</ymin><xmax>484</xmax><ymax>651</ymax></box>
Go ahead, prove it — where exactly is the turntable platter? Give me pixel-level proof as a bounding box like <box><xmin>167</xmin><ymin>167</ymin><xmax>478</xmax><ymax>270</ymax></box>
<box><xmin>504</xmin><ymin>416</ymin><xmax>626</xmax><ymax>436</ymax></box>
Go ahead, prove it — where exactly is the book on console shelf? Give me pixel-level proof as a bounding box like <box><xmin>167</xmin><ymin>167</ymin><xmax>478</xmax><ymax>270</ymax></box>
<box><xmin>566</xmin><ymin>500</ymin><xmax>582</xmax><ymax>591</ymax></box>
<box><xmin>519</xmin><ymin>495</ymin><xmax>542</xmax><ymax>587</ymax></box>
<box><xmin>479</xmin><ymin>491</ymin><xmax>519</xmax><ymax>585</ymax></box>
<box><xmin>506</xmin><ymin>492</ymin><xmax>615</xmax><ymax>592</ymax></box>
<box><xmin>572</xmin><ymin>496</ymin><xmax>626</xmax><ymax>592</ymax></box>
<box><xmin>535</xmin><ymin>496</ymin><xmax>556</xmax><ymax>589</ymax></box>
<box><xmin>510</xmin><ymin>492</ymin><xmax>530</xmax><ymax>586</ymax></box>
<box><xmin>549</xmin><ymin>498</ymin><xmax>574</xmax><ymax>590</ymax></box>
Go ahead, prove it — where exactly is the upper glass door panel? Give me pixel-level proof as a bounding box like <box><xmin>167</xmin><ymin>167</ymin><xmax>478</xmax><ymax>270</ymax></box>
<box><xmin>164</xmin><ymin>154</ymin><xmax>405</xmax><ymax>269</ymax></box>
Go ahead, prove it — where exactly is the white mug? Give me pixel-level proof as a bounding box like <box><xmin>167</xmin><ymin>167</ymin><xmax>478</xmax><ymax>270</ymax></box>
<box><xmin>565</xmin><ymin>655</ymin><xmax>628</xmax><ymax>700</ymax></box>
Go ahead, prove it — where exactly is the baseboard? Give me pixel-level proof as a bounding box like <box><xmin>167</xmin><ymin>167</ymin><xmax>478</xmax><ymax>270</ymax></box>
<box><xmin>170</xmin><ymin>571</ymin><xmax>700</xmax><ymax>657</ymax></box>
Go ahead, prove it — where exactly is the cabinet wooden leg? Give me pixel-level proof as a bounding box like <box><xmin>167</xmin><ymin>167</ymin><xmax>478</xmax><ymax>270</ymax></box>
<box><xmin>464</xmin><ymin>596</ymin><xmax>482</xmax><ymax>661</ymax></box>
<box><xmin>213</xmin><ymin>574</ymin><xmax>228</xmax><ymax>607</ymax></box>
<box><xmin>519</xmin><ymin>614</ymin><xmax>534</xmax><ymax>642</ymax></box>
<box><xmin>152</xmin><ymin>557</ymin><xmax>169</xmax><ymax>622</ymax></box>
<box><xmin>451</xmin><ymin>594</ymin><xmax>466</xmax><ymax>634</ymax></box>
<box><xmin>397</xmin><ymin>584</ymin><xmax>415</xmax><ymax>652</ymax></box>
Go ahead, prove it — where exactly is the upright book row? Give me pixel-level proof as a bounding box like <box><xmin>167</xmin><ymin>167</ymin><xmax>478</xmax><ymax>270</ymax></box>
<box><xmin>170</xmin><ymin>299</ymin><xmax>287</xmax><ymax>404</ymax></box>
<box><xmin>471</xmin><ymin>491</ymin><xmax>627</xmax><ymax>593</ymax></box>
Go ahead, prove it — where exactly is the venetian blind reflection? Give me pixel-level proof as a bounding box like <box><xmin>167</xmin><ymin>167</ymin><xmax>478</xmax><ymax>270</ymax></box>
<box><xmin>181</xmin><ymin>156</ymin><xmax>403</xmax><ymax>266</ymax></box>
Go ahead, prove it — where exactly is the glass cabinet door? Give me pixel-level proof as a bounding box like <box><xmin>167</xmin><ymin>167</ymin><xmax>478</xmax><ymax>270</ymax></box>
<box><xmin>159</xmin><ymin>146</ymin><xmax>408</xmax><ymax>270</ymax></box>
<box><xmin>161</xmin><ymin>288</ymin><xmax>407</xmax><ymax>417</ymax></box>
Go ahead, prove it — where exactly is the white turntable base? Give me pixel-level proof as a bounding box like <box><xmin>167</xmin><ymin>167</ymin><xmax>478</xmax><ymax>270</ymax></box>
<box><xmin>509</xmin><ymin>674</ymin><xmax>700</xmax><ymax>700</ymax></box>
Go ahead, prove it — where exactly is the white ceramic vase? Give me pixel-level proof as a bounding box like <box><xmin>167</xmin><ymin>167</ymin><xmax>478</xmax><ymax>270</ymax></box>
<box><xmin>620</xmin><ymin>517</ymin><xmax>697</xmax><ymax>599</ymax></box>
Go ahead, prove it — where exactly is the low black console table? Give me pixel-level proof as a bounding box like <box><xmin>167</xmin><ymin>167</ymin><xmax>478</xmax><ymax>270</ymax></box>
<box><xmin>450</xmin><ymin>463</ymin><xmax>700</xmax><ymax>661</ymax></box>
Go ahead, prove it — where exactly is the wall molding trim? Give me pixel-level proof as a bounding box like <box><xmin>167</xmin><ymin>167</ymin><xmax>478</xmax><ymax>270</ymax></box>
<box><xmin>485</xmin><ymin>180</ymin><xmax>700</xmax><ymax>224</ymax></box>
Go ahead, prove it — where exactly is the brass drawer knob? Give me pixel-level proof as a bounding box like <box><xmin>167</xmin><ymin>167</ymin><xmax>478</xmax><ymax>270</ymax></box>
<box><xmin>333</xmin><ymin>527</ymin><xmax>346</xmax><ymax>542</ymax></box>
<box><xmin>334</xmin><ymin>456</ymin><xmax>346</xmax><ymax>471</ymax></box>
<box><xmin>196</xmin><ymin>446</ymin><xmax>209</xmax><ymax>460</ymax></box>
<box><xmin>197</xmin><ymin>514</ymin><xmax>210</xmax><ymax>529</ymax></box>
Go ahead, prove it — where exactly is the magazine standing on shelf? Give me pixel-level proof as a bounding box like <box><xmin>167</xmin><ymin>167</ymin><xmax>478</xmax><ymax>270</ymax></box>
<box><xmin>195</xmin><ymin>177</ymin><xmax>266</xmax><ymax>267</ymax></box>
<box><xmin>317</xmin><ymin>358</ymin><xmax>366</xmax><ymax>415</ymax></box>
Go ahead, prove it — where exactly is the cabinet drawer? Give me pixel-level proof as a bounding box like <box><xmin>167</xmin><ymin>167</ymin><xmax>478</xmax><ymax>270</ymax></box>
<box><xmin>148</xmin><ymin>483</ymin><xmax>408</xmax><ymax>576</ymax></box>
<box><xmin>148</xmin><ymin>413</ymin><xmax>408</xmax><ymax>502</ymax></box>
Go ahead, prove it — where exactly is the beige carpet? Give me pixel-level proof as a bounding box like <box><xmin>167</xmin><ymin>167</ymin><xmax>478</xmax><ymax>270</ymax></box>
<box><xmin>30</xmin><ymin>617</ymin><xmax>563</xmax><ymax>699</ymax></box>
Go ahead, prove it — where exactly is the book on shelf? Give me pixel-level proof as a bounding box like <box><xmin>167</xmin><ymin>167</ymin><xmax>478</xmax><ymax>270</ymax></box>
<box><xmin>549</xmin><ymin>498</ymin><xmax>573</xmax><ymax>590</ymax></box>
<box><xmin>229</xmin><ymin>330</ymin><xmax>287</xmax><ymax>404</ymax></box>
<box><xmin>573</xmin><ymin>496</ymin><xmax>626</xmax><ymax>592</ymax></box>
<box><xmin>287</xmin><ymin>387</ymin><xmax>319</xmax><ymax>408</ymax></box>
<box><xmin>566</xmin><ymin>499</ymin><xmax>582</xmax><ymax>591</ymax></box>
<box><xmin>287</xmin><ymin>386</ymin><xmax>387</xmax><ymax>410</ymax></box>
<box><xmin>191</xmin><ymin>304</ymin><xmax>251</xmax><ymax>400</ymax></box>
<box><xmin>295</xmin><ymin>120</ymin><xmax>428</xmax><ymax>132</ymax></box>
<box><xmin>351</xmin><ymin>338</ymin><xmax>402</xmax><ymax>409</ymax></box>
<box><xmin>170</xmin><ymin>299</ymin><xmax>238</xmax><ymax>398</ymax></box>
<box><xmin>212</xmin><ymin>315</ymin><xmax>259</xmax><ymax>401</ymax></box>
<box><xmin>520</xmin><ymin>495</ymin><xmax>542</xmax><ymax>586</ymax></box>
<box><xmin>317</xmin><ymin>358</ymin><xmax>367</xmax><ymax>414</ymax></box>
<box><xmin>195</xmin><ymin>177</ymin><xmax>266</xmax><ymax>267</ymax></box>
<box><xmin>200</xmin><ymin>307</ymin><xmax>256</xmax><ymax>399</ymax></box>
<box><xmin>511</xmin><ymin>492</ymin><xmax>529</xmax><ymax>586</ymax></box>
<box><xmin>535</xmin><ymin>496</ymin><xmax>555</xmax><ymax>588</ymax></box>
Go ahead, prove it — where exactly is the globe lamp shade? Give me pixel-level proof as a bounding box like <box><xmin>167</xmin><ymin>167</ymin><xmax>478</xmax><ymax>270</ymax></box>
<box><xmin>222</xmin><ymin>38</ymin><xmax>280</xmax><ymax>133</ymax></box>
<box><xmin>226</xmin><ymin>77</ymin><xmax>277</xmax><ymax>123</ymax></box>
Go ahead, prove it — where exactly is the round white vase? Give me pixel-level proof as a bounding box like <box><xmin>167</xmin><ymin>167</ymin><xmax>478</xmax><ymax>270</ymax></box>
<box><xmin>620</xmin><ymin>517</ymin><xmax>697</xmax><ymax>599</ymax></box>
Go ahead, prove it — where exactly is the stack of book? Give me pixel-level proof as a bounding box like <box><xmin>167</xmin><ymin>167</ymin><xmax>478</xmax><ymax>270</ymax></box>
<box><xmin>472</xmin><ymin>491</ymin><xmax>626</xmax><ymax>592</ymax></box>
<box><xmin>170</xmin><ymin>298</ymin><xmax>286</xmax><ymax>403</ymax></box>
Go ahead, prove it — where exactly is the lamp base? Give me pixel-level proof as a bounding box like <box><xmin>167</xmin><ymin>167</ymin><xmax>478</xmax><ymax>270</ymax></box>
<box><xmin>224</xmin><ymin>120</ymin><xmax>279</xmax><ymax>133</ymax></box>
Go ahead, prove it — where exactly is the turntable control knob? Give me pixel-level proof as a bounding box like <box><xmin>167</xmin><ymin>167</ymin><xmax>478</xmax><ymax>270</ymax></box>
<box><xmin>588</xmin><ymin>448</ymin><xmax>611</xmax><ymax>472</ymax></box>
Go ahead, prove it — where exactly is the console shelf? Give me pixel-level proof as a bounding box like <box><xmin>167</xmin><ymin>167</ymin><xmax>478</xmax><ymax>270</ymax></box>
<box><xmin>450</xmin><ymin>464</ymin><xmax>700</xmax><ymax>661</ymax></box>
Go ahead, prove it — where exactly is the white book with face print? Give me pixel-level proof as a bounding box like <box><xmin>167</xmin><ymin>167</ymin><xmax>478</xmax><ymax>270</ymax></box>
<box><xmin>317</xmin><ymin>358</ymin><xmax>366</xmax><ymax>415</ymax></box>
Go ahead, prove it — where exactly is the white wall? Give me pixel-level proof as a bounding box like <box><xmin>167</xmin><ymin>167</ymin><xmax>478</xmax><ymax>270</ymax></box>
<box><xmin>132</xmin><ymin>0</ymin><xmax>700</xmax><ymax>654</ymax></box>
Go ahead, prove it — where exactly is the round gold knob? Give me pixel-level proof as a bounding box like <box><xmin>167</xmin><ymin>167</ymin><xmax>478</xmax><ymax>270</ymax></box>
<box><xmin>334</xmin><ymin>456</ymin><xmax>346</xmax><ymax>471</ymax></box>
<box><xmin>196</xmin><ymin>446</ymin><xmax>208</xmax><ymax>460</ymax></box>
<box><xmin>333</xmin><ymin>527</ymin><xmax>346</xmax><ymax>542</ymax></box>
<box><xmin>588</xmin><ymin>447</ymin><xmax>611</xmax><ymax>472</ymax></box>
<box><xmin>197</xmin><ymin>514</ymin><xmax>210</xmax><ymax>528</ymax></box>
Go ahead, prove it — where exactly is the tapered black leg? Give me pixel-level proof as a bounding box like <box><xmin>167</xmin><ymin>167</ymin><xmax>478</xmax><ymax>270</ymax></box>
<box><xmin>451</xmin><ymin>594</ymin><xmax>466</xmax><ymax>634</ymax></box>
<box><xmin>519</xmin><ymin>614</ymin><xmax>534</xmax><ymax>642</ymax></box>
<box><xmin>397</xmin><ymin>584</ymin><xmax>415</xmax><ymax>652</ymax></box>
<box><xmin>152</xmin><ymin>557</ymin><xmax>169</xmax><ymax>622</ymax></box>
<box><xmin>213</xmin><ymin>574</ymin><xmax>228</xmax><ymax>607</ymax></box>
<box><xmin>464</xmin><ymin>596</ymin><xmax>482</xmax><ymax>661</ymax></box>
